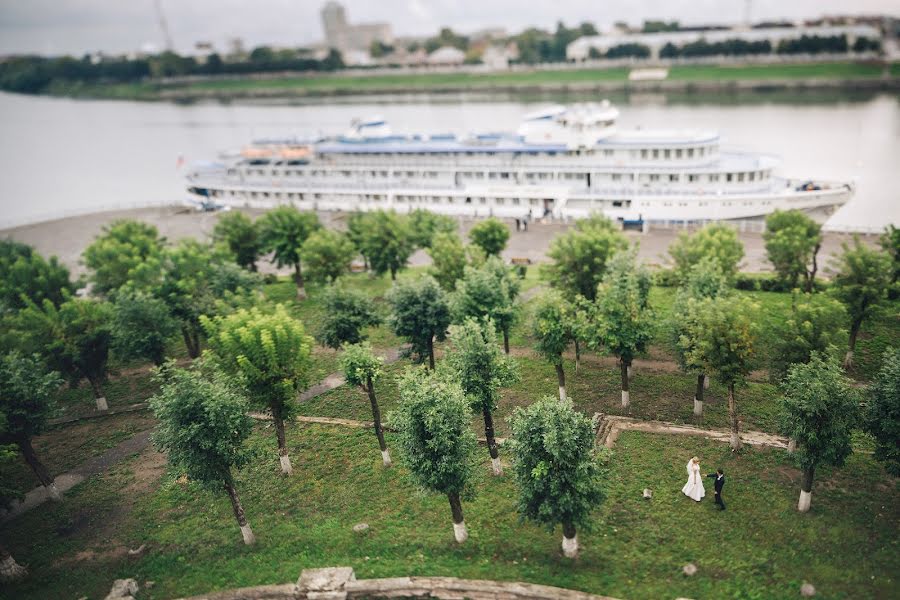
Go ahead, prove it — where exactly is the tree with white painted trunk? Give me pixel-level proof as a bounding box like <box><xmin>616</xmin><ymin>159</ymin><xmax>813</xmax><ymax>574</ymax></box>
<box><xmin>508</xmin><ymin>397</ymin><xmax>606</xmax><ymax>559</ymax></box>
<box><xmin>202</xmin><ymin>305</ymin><xmax>313</xmax><ymax>476</ymax></box>
<box><xmin>586</xmin><ymin>248</ymin><xmax>653</xmax><ymax>410</ymax></box>
<box><xmin>390</xmin><ymin>368</ymin><xmax>477</xmax><ymax>543</ymax></box>
<box><xmin>778</xmin><ymin>353</ymin><xmax>858</xmax><ymax>513</ymax></box>
<box><xmin>444</xmin><ymin>318</ymin><xmax>519</xmax><ymax>476</ymax></box>
<box><xmin>672</xmin><ymin>257</ymin><xmax>730</xmax><ymax>417</ymax></box>
<box><xmin>149</xmin><ymin>363</ymin><xmax>256</xmax><ymax>544</ymax></box>
<box><xmin>683</xmin><ymin>295</ymin><xmax>759</xmax><ymax>450</ymax></box>
<box><xmin>532</xmin><ymin>291</ymin><xmax>577</xmax><ymax>401</ymax></box>
<box><xmin>257</xmin><ymin>206</ymin><xmax>321</xmax><ymax>299</ymax></box>
<box><xmin>865</xmin><ymin>348</ymin><xmax>900</xmax><ymax>476</ymax></box>
<box><xmin>828</xmin><ymin>237</ymin><xmax>891</xmax><ymax>369</ymax></box>
<box><xmin>341</xmin><ymin>342</ymin><xmax>392</xmax><ymax>467</ymax></box>
<box><xmin>452</xmin><ymin>257</ymin><xmax>521</xmax><ymax>354</ymax></box>
<box><xmin>15</xmin><ymin>297</ymin><xmax>113</xmax><ymax>411</ymax></box>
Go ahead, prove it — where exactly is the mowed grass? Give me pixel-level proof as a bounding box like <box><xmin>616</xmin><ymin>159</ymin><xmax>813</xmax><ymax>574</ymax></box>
<box><xmin>3</xmin><ymin>426</ymin><xmax>896</xmax><ymax>599</ymax></box>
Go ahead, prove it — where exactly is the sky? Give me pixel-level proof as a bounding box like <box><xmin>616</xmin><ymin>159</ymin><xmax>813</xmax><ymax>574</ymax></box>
<box><xmin>0</xmin><ymin>0</ymin><xmax>897</xmax><ymax>56</ymax></box>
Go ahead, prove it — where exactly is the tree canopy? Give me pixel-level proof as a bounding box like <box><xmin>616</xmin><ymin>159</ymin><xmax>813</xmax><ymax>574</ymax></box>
<box><xmin>317</xmin><ymin>284</ymin><xmax>382</xmax><ymax>350</ymax></box>
<box><xmin>299</xmin><ymin>228</ymin><xmax>356</xmax><ymax>285</ymax></box>
<box><xmin>468</xmin><ymin>218</ymin><xmax>510</xmax><ymax>257</ymax></box>
<box><xmin>763</xmin><ymin>210</ymin><xmax>822</xmax><ymax>291</ymax></box>
<box><xmin>111</xmin><ymin>288</ymin><xmax>178</xmax><ymax>366</ymax></box>
<box><xmin>257</xmin><ymin>206</ymin><xmax>321</xmax><ymax>296</ymax></box>
<box><xmin>452</xmin><ymin>257</ymin><xmax>520</xmax><ymax>353</ymax></box>
<box><xmin>388</xmin><ymin>275</ymin><xmax>451</xmax><ymax>368</ymax></box>
<box><xmin>866</xmin><ymin>348</ymin><xmax>900</xmax><ymax>476</ymax></box>
<box><xmin>408</xmin><ymin>209</ymin><xmax>457</xmax><ymax>249</ymax></box>
<box><xmin>769</xmin><ymin>292</ymin><xmax>846</xmax><ymax>382</ymax></box>
<box><xmin>669</xmin><ymin>223</ymin><xmax>744</xmax><ymax>283</ymax></box>
<box><xmin>212</xmin><ymin>211</ymin><xmax>260</xmax><ymax>271</ymax></box>
<box><xmin>428</xmin><ymin>232</ymin><xmax>468</xmax><ymax>291</ymax></box>
<box><xmin>0</xmin><ymin>240</ymin><xmax>73</xmax><ymax>312</ymax></box>
<box><xmin>543</xmin><ymin>216</ymin><xmax>627</xmax><ymax>301</ymax></box>
<box><xmin>360</xmin><ymin>210</ymin><xmax>414</xmax><ymax>281</ymax></box>
<box><xmin>82</xmin><ymin>220</ymin><xmax>164</xmax><ymax>295</ymax></box>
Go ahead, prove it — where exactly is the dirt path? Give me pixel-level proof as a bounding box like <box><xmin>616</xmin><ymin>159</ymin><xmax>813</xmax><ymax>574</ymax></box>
<box><xmin>597</xmin><ymin>414</ymin><xmax>789</xmax><ymax>450</ymax></box>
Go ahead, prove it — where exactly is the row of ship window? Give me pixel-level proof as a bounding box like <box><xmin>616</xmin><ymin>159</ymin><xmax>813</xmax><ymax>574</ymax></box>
<box><xmin>234</xmin><ymin>169</ymin><xmax>770</xmax><ymax>185</ymax></box>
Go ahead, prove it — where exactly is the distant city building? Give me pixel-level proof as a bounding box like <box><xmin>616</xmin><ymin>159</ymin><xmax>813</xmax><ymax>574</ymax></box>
<box><xmin>194</xmin><ymin>41</ymin><xmax>215</xmax><ymax>64</ymax></box>
<box><xmin>227</xmin><ymin>37</ymin><xmax>246</xmax><ymax>60</ymax></box>
<box><xmin>427</xmin><ymin>46</ymin><xmax>466</xmax><ymax>66</ymax></box>
<box><xmin>481</xmin><ymin>45</ymin><xmax>512</xmax><ymax>70</ymax></box>
<box><xmin>320</xmin><ymin>1</ymin><xmax>393</xmax><ymax>54</ymax></box>
<box><xmin>567</xmin><ymin>24</ymin><xmax>882</xmax><ymax>61</ymax></box>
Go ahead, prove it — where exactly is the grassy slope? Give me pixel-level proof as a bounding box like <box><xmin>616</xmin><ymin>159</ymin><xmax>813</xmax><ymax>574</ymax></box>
<box><xmin>4</xmin><ymin>426</ymin><xmax>897</xmax><ymax>599</ymax></box>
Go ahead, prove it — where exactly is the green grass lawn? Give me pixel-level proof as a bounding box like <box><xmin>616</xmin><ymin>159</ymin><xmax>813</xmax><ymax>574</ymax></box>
<box><xmin>4</xmin><ymin>426</ymin><xmax>896</xmax><ymax>599</ymax></box>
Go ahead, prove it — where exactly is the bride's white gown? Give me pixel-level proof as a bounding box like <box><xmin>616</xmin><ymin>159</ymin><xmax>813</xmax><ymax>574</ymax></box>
<box><xmin>681</xmin><ymin>460</ymin><xmax>705</xmax><ymax>502</ymax></box>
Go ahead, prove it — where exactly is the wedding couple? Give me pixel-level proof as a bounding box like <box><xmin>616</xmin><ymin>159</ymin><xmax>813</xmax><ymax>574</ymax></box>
<box><xmin>681</xmin><ymin>456</ymin><xmax>726</xmax><ymax>510</ymax></box>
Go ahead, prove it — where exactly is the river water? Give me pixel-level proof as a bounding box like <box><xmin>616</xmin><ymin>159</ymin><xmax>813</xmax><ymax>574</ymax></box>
<box><xmin>0</xmin><ymin>90</ymin><xmax>897</xmax><ymax>231</ymax></box>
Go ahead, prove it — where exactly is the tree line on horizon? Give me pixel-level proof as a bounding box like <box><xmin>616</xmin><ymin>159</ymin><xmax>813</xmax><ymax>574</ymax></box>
<box><xmin>0</xmin><ymin>209</ymin><xmax>897</xmax><ymax>581</ymax></box>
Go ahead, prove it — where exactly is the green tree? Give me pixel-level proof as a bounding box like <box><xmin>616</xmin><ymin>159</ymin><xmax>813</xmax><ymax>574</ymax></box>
<box><xmin>82</xmin><ymin>220</ymin><xmax>164</xmax><ymax>295</ymax></box>
<box><xmin>258</xmin><ymin>206</ymin><xmax>321</xmax><ymax>299</ymax></box>
<box><xmin>683</xmin><ymin>295</ymin><xmax>759</xmax><ymax>450</ymax></box>
<box><xmin>0</xmin><ymin>352</ymin><xmax>64</xmax><ymax>500</ymax></box>
<box><xmin>865</xmin><ymin>348</ymin><xmax>900</xmax><ymax>476</ymax></box>
<box><xmin>444</xmin><ymin>318</ymin><xmax>519</xmax><ymax>475</ymax></box>
<box><xmin>212</xmin><ymin>211</ymin><xmax>261</xmax><ymax>271</ymax></box>
<box><xmin>361</xmin><ymin>210</ymin><xmax>414</xmax><ymax>281</ymax></box>
<box><xmin>149</xmin><ymin>364</ymin><xmax>256</xmax><ymax>544</ymax></box>
<box><xmin>672</xmin><ymin>257</ymin><xmax>731</xmax><ymax>416</ymax></box>
<box><xmin>428</xmin><ymin>232</ymin><xmax>468</xmax><ymax>291</ymax></box>
<box><xmin>299</xmin><ymin>228</ymin><xmax>356</xmax><ymax>285</ymax></box>
<box><xmin>508</xmin><ymin>397</ymin><xmax>606</xmax><ymax>558</ymax></box>
<box><xmin>764</xmin><ymin>210</ymin><xmax>822</xmax><ymax>292</ymax></box>
<box><xmin>468</xmin><ymin>217</ymin><xmax>510</xmax><ymax>257</ymax></box>
<box><xmin>543</xmin><ymin>216</ymin><xmax>628</xmax><ymax>302</ymax></box>
<box><xmin>669</xmin><ymin>223</ymin><xmax>744</xmax><ymax>283</ymax></box>
<box><xmin>202</xmin><ymin>305</ymin><xmax>314</xmax><ymax>475</ymax></box>
<box><xmin>779</xmin><ymin>353</ymin><xmax>859</xmax><ymax>512</ymax></box>
<box><xmin>588</xmin><ymin>249</ymin><xmax>653</xmax><ymax>409</ymax></box>
<box><xmin>452</xmin><ymin>257</ymin><xmax>520</xmax><ymax>353</ymax></box>
<box><xmin>111</xmin><ymin>289</ymin><xmax>178</xmax><ymax>366</ymax></box>
<box><xmin>532</xmin><ymin>290</ymin><xmax>577</xmax><ymax>401</ymax></box>
<box><xmin>388</xmin><ymin>275</ymin><xmax>450</xmax><ymax>369</ymax></box>
<box><xmin>390</xmin><ymin>367</ymin><xmax>477</xmax><ymax>543</ymax></box>
<box><xmin>318</xmin><ymin>285</ymin><xmax>382</xmax><ymax>350</ymax></box>
<box><xmin>346</xmin><ymin>212</ymin><xmax>373</xmax><ymax>270</ymax></box>
<box><xmin>0</xmin><ymin>240</ymin><xmax>73</xmax><ymax>312</ymax></box>
<box><xmin>829</xmin><ymin>237</ymin><xmax>891</xmax><ymax>368</ymax></box>
<box><xmin>769</xmin><ymin>292</ymin><xmax>847</xmax><ymax>382</ymax></box>
<box><xmin>341</xmin><ymin>342</ymin><xmax>391</xmax><ymax>467</ymax></box>
<box><xmin>408</xmin><ymin>209</ymin><xmax>457</xmax><ymax>248</ymax></box>
<box><xmin>17</xmin><ymin>298</ymin><xmax>113</xmax><ymax>411</ymax></box>
<box><xmin>878</xmin><ymin>224</ymin><xmax>899</xmax><ymax>296</ymax></box>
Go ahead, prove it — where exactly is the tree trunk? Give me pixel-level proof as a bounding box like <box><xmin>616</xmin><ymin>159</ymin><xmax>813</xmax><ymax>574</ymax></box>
<box><xmin>447</xmin><ymin>492</ymin><xmax>467</xmax><ymax>543</ymax></box>
<box><xmin>366</xmin><ymin>377</ymin><xmax>391</xmax><ymax>467</ymax></box>
<box><xmin>555</xmin><ymin>361</ymin><xmax>567</xmax><ymax>402</ymax></box>
<box><xmin>0</xmin><ymin>541</ymin><xmax>27</xmax><ymax>582</ymax></box>
<box><xmin>17</xmin><ymin>438</ymin><xmax>61</xmax><ymax>501</ymax></box>
<box><xmin>844</xmin><ymin>316</ymin><xmax>864</xmax><ymax>369</ymax></box>
<box><xmin>294</xmin><ymin>261</ymin><xmax>306</xmax><ymax>300</ymax></box>
<box><xmin>693</xmin><ymin>374</ymin><xmax>705</xmax><ymax>416</ymax></box>
<box><xmin>390</xmin><ymin>267</ymin><xmax>397</xmax><ymax>282</ymax></box>
<box><xmin>503</xmin><ymin>329</ymin><xmax>510</xmax><ymax>355</ymax></box>
<box><xmin>181</xmin><ymin>325</ymin><xmax>201</xmax><ymax>359</ymax></box>
<box><xmin>787</xmin><ymin>438</ymin><xmax>797</xmax><ymax>453</ymax></box>
<box><xmin>620</xmin><ymin>359</ymin><xmax>630</xmax><ymax>408</ymax></box>
<box><xmin>804</xmin><ymin>242</ymin><xmax>820</xmax><ymax>293</ymax></box>
<box><xmin>562</xmin><ymin>521</ymin><xmax>578</xmax><ymax>558</ymax></box>
<box><xmin>728</xmin><ymin>382</ymin><xmax>741</xmax><ymax>451</ymax></box>
<box><xmin>574</xmin><ymin>339</ymin><xmax>581</xmax><ymax>372</ymax></box>
<box><xmin>273</xmin><ymin>413</ymin><xmax>292</xmax><ymax>475</ymax></box>
<box><xmin>482</xmin><ymin>406</ymin><xmax>502</xmax><ymax>475</ymax></box>
<box><xmin>427</xmin><ymin>336</ymin><xmax>435</xmax><ymax>370</ymax></box>
<box><xmin>87</xmin><ymin>376</ymin><xmax>108</xmax><ymax>411</ymax></box>
<box><xmin>798</xmin><ymin>465</ymin><xmax>814</xmax><ymax>512</ymax></box>
<box><xmin>224</xmin><ymin>474</ymin><xmax>255</xmax><ymax>545</ymax></box>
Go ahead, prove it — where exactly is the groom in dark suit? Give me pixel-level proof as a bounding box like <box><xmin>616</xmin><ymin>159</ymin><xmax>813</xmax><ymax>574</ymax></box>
<box><xmin>706</xmin><ymin>468</ymin><xmax>726</xmax><ymax>510</ymax></box>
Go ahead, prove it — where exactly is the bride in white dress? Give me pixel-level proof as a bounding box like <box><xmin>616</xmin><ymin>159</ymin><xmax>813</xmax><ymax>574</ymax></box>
<box><xmin>681</xmin><ymin>456</ymin><xmax>705</xmax><ymax>502</ymax></box>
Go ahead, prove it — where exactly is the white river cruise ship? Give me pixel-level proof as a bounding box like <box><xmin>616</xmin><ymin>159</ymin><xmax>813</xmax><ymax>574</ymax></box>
<box><xmin>185</xmin><ymin>102</ymin><xmax>852</xmax><ymax>223</ymax></box>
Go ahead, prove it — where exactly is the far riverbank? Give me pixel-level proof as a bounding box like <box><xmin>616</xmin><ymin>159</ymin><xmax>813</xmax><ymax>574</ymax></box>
<box><xmin>0</xmin><ymin>206</ymin><xmax>881</xmax><ymax>279</ymax></box>
<box><xmin>41</xmin><ymin>61</ymin><xmax>900</xmax><ymax>103</ymax></box>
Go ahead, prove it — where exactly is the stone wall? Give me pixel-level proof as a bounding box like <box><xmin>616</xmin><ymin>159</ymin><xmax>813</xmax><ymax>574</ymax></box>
<box><xmin>177</xmin><ymin>567</ymin><xmax>623</xmax><ymax>600</ymax></box>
